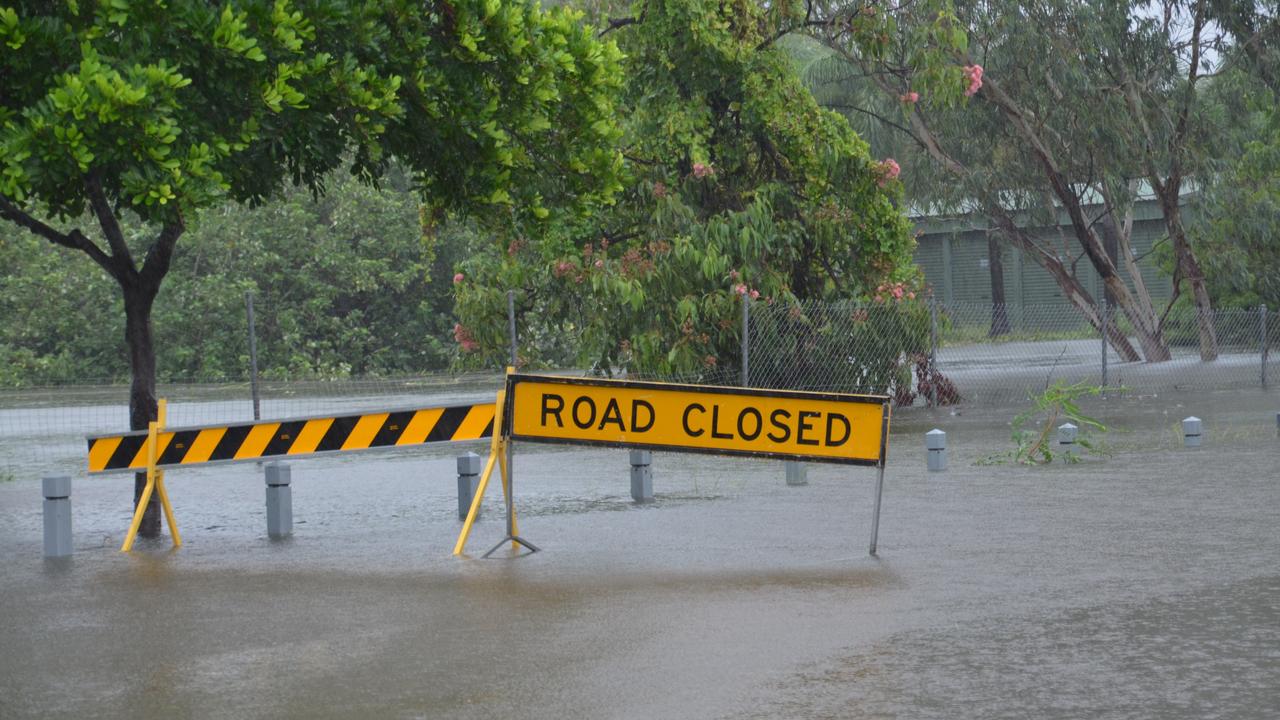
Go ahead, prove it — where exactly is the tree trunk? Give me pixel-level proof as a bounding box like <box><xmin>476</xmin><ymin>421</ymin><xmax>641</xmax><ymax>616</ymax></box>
<box><xmin>986</xmin><ymin>231</ymin><xmax>1010</xmax><ymax>337</ymax></box>
<box><xmin>123</xmin><ymin>282</ymin><xmax>161</xmax><ymax>538</ymax></box>
<box><xmin>1161</xmin><ymin>195</ymin><xmax>1219</xmax><ymax>360</ymax></box>
<box><xmin>978</xmin><ymin>75</ymin><xmax>1173</xmax><ymax>363</ymax></box>
<box><xmin>888</xmin><ymin>87</ymin><xmax>1154</xmax><ymax>362</ymax></box>
<box><xmin>982</xmin><ymin>204</ymin><xmax>1143</xmax><ymax>362</ymax></box>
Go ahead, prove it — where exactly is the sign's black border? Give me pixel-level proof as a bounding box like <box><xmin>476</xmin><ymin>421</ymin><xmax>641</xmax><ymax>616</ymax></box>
<box><xmin>503</xmin><ymin>373</ymin><xmax>891</xmax><ymax>467</ymax></box>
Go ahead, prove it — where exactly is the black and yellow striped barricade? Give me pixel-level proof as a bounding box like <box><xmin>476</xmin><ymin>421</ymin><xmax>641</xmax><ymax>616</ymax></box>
<box><xmin>89</xmin><ymin>399</ymin><xmax>498</xmax><ymax>551</ymax></box>
<box><xmin>455</xmin><ymin>372</ymin><xmax>893</xmax><ymax>558</ymax></box>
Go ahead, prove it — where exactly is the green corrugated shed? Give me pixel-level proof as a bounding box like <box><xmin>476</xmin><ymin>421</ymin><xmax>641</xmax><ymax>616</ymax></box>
<box><xmin>911</xmin><ymin>201</ymin><xmax>1173</xmax><ymax>314</ymax></box>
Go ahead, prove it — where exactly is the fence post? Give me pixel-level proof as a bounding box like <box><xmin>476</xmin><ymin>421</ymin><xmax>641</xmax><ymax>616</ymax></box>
<box><xmin>245</xmin><ymin>291</ymin><xmax>261</xmax><ymax>421</ymax></box>
<box><xmin>1261</xmin><ymin>304</ymin><xmax>1269</xmax><ymax>388</ymax></box>
<box><xmin>741</xmin><ymin>295</ymin><xmax>750</xmax><ymax>386</ymax></box>
<box><xmin>1101</xmin><ymin>296</ymin><xmax>1108</xmax><ymax>390</ymax></box>
<box><xmin>929</xmin><ymin>296</ymin><xmax>939</xmax><ymax>408</ymax></box>
<box><xmin>507</xmin><ymin>290</ymin><xmax>518</xmax><ymax>367</ymax></box>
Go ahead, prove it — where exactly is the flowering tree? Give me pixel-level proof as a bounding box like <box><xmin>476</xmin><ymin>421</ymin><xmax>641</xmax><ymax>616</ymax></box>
<box><xmin>453</xmin><ymin>0</ymin><xmax>960</xmax><ymax>379</ymax></box>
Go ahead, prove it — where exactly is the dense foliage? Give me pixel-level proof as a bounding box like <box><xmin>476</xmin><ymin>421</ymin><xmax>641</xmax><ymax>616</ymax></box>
<box><xmin>0</xmin><ymin>169</ymin><xmax>467</xmax><ymax>385</ymax></box>
<box><xmin>453</xmin><ymin>0</ymin><xmax>928</xmax><ymax>380</ymax></box>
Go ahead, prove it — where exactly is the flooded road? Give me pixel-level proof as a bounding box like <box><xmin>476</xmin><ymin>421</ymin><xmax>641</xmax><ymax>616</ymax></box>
<box><xmin>1</xmin><ymin>388</ymin><xmax>1278</xmax><ymax>718</ymax></box>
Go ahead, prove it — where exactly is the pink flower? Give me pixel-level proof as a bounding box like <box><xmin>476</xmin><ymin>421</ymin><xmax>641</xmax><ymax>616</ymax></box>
<box><xmin>692</xmin><ymin>162</ymin><xmax>716</xmax><ymax>179</ymax></box>
<box><xmin>907</xmin><ymin>291</ymin><xmax>916</xmax><ymax>300</ymax></box>
<box><xmin>877</xmin><ymin>158</ymin><xmax>901</xmax><ymax>186</ymax></box>
<box><xmin>963</xmin><ymin>64</ymin><xmax>984</xmax><ymax>97</ymax></box>
<box><xmin>594</xmin><ymin>259</ymin><xmax>604</xmax><ymax>269</ymax></box>
<box><xmin>653</xmin><ymin>181</ymin><xmax>667</xmax><ymax>199</ymax></box>
<box><xmin>453</xmin><ymin>323</ymin><xmax>479</xmax><ymax>352</ymax></box>
<box><xmin>901</xmin><ymin>91</ymin><xmax>919</xmax><ymax>103</ymax></box>
<box><xmin>703</xmin><ymin>355</ymin><xmax>717</xmax><ymax>367</ymax></box>
<box><xmin>733</xmin><ymin>283</ymin><xmax>748</xmax><ymax>295</ymax></box>
<box><xmin>453</xmin><ymin>272</ymin><xmax>464</xmax><ymax>284</ymax></box>
<box><xmin>749</xmin><ymin>289</ymin><xmax>760</xmax><ymax>300</ymax></box>
<box><xmin>729</xmin><ymin>269</ymin><xmax>740</xmax><ymax>280</ymax></box>
<box><xmin>892</xmin><ymin>286</ymin><xmax>904</xmax><ymax>299</ymax></box>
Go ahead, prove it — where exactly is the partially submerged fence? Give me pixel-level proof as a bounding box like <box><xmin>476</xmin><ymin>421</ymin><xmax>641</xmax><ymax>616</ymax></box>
<box><xmin>2</xmin><ymin>299</ymin><xmax>1276</xmax><ymax>477</ymax></box>
<box><xmin>744</xmin><ymin>299</ymin><xmax>1278</xmax><ymax>404</ymax></box>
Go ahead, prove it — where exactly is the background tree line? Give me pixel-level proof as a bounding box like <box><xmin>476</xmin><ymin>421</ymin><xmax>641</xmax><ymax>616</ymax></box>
<box><xmin>1</xmin><ymin>167</ymin><xmax>471</xmax><ymax>385</ymax></box>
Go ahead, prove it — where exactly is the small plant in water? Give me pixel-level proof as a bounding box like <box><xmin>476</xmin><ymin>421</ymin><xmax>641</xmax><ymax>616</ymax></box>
<box><xmin>983</xmin><ymin>381</ymin><xmax>1110</xmax><ymax>465</ymax></box>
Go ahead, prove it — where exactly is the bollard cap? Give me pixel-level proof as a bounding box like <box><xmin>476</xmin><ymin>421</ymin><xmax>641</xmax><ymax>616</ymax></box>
<box><xmin>925</xmin><ymin>429</ymin><xmax>947</xmax><ymax>449</ymax></box>
<box><xmin>629</xmin><ymin>448</ymin><xmax>652</xmax><ymax>465</ymax></box>
<box><xmin>42</xmin><ymin>476</ymin><xmax>71</xmax><ymax>499</ymax></box>
<box><xmin>264</xmin><ymin>462</ymin><xmax>292</xmax><ymax>486</ymax></box>
<box><xmin>1057</xmin><ymin>422</ymin><xmax>1079</xmax><ymax>443</ymax></box>
<box><xmin>457</xmin><ymin>452</ymin><xmax>482</xmax><ymax>476</ymax></box>
<box><xmin>1182</xmin><ymin>416</ymin><xmax>1202</xmax><ymax>434</ymax></box>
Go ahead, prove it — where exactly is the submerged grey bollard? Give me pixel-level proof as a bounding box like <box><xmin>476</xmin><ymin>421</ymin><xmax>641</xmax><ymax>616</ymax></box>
<box><xmin>1182</xmin><ymin>416</ymin><xmax>1202</xmax><ymax>448</ymax></box>
<box><xmin>457</xmin><ymin>452</ymin><xmax>482</xmax><ymax>520</ymax></box>
<box><xmin>630</xmin><ymin>449</ymin><xmax>653</xmax><ymax>503</ymax></box>
<box><xmin>264</xmin><ymin>463</ymin><xmax>293</xmax><ymax>539</ymax></box>
<box><xmin>784</xmin><ymin>460</ymin><xmax>808</xmax><ymax>487</ymax></box>
<box><xmin>1057</xmin><ymin>422</ymin><xmax>1078</xmax><ymax>460</ymax></box>
<box><xmin>926</xmin><ymin>429</ymin><xmax>947</xmax><ymax>471</ymax></box>
<box><xmin>43</xmin><ymin>476</ymin><xmax>72</xmax><ymax>558</ymax></box>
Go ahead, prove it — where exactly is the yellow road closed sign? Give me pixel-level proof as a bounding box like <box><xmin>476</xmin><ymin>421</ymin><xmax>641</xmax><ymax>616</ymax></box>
<box><xmin>506</xmin><ymin>374</ymin><xmax>889</xmax><ymax>466</ymax></box>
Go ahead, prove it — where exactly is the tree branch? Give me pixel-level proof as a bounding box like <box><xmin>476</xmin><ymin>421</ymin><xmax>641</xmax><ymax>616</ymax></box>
<box><xmin>0</xmin><ymin>192</ymin><xmax>117</xmax><ymax>276</ymax></box>
<box><xmin>84</xmin><ymin>171</ymin><xmax>137</xmax><ymax>281</ymax></box>
<box><xmin>139</xmin><ymin>216</ymin><xmax>185</xmax><ymax>294</ymax></box>
<box><xmin>599</xmin><ymin>16</ymin><xmax>637</xmax><ymax>36</ymax></box>
<box><xmin>823</xmin><ymin>102</ymin><xmax>917</xmax><ymax>139</ymax></box>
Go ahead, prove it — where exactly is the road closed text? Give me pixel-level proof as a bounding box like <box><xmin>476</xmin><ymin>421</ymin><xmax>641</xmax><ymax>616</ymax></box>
<box><xmin>509</xmin><ymin>377</ymin><xmax>886</xmax><ymax>464</ymax></box>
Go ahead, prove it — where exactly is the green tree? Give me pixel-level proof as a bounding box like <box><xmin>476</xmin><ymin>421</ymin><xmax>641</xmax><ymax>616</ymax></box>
<box><xmin>0</xmin><ymin>0</ymin><xmax>623</xmax><ymax>535</ymax></box>
<box><xmin>453</xmin><ymin>0</ymin><xmax>961</xmax><ymax>381</ymax></box>
<box><xmin>1190</xmin><ymin>70</ymin><xmax>1280</xmax><ymax>308</ymax></box>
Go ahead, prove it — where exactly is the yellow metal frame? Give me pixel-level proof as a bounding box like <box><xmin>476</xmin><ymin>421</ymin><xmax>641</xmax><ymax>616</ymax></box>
<box><xmin>452</xmin><ymin>387</ymin><xmax>517</xmax><ymax>556</ymax></box>
<box><xmin>121</xmin><ymin>399</ymin><xmax>182</xmax><ymax>552</ymax></box>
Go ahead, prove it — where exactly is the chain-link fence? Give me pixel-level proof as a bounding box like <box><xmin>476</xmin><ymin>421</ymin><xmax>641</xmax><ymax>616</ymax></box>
<box><xmin>744</xmin><ymin>299</ymin><xmax>1277</xmax><ymax>404</ymax></box>
<box><xmin>2</xmin><ymin>297</ymin><xmax>1277</xmax><ymax>477</ymax></box>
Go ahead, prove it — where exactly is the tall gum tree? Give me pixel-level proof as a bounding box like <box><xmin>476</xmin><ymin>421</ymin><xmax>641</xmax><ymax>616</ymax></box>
<box><xmin>0</xmin><ymin>0</ymin><xmax>623</xmax><ymax>536</ymax></box>
<box><xmin>799</xmin><ymin>0</ymin><xmax>1236</xmax><ymax>362</ymax></box>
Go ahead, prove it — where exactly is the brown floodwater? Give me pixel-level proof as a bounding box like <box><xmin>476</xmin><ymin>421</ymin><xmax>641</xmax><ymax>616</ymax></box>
<box><xmin>1</xmin><ymin>388</ymin><xmax>1277</xmax><ymax>718</ymax></box>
